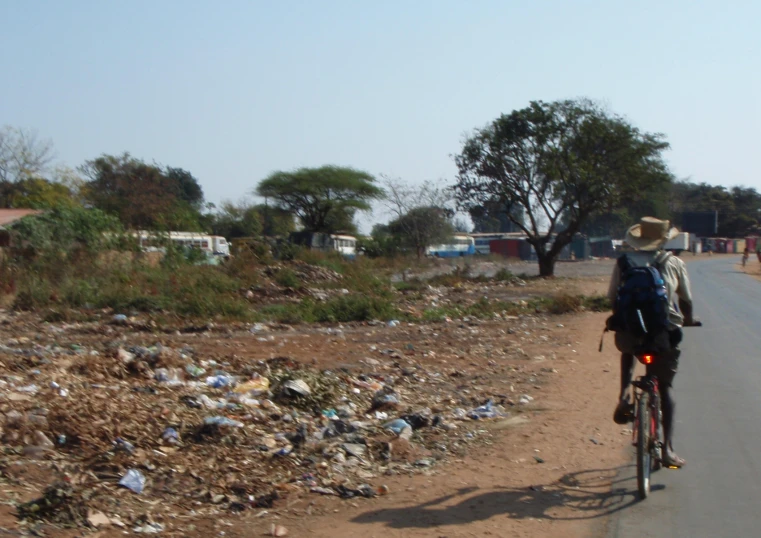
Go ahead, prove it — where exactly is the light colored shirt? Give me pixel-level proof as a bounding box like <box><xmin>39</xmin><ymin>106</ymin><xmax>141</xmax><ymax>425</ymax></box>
<box><xmin>607</xmin><ymin>250</ymin><xmax>693</xmax><ymax>329</ymax></box>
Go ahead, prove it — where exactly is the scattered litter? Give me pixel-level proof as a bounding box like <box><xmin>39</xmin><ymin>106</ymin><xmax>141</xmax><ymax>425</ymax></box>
<box><xmin>162</xmin><ymin>427</ymin><xmax>180</xmax><ymax>444</ymax></box>
<box><xmin>270</xmin><ymin>524</ymin><xmax>289</xmax><ymax>537</ymax></box>
<box><xmin>234</xmin><ymin>375</ymin><xmax>270</xmax><ymax>394</ymax></box>
<box><xmin>206</xmin><ymin>374</ymin><xmax>235</xmax><ymax>388</ymax></box>
<box><xmin>119</xmin><ymin>469</ymin><xmax>146</xmax><ymax>494</ymax></box>
<box><xmin>280</xmin><ymin>379</ymin><xmax>311</xmax><ymax>397</ymax></box>
<box><xmin>203</xmin><ymin>416</ymin><xmax>244</xmax><ymax>428</ymax></box>
<box><xmin>384</xmin><ymin>419</ymin><xmax>413</xmax><ymax>439</ymax></box>
<box><xmin>468</xmin><ymin>400</ymin><xmax>504</xmax><ymax>420</ymax></box>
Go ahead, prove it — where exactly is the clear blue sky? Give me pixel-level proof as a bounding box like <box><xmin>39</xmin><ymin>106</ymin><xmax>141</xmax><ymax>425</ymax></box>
<box><xmin>2</xmin><ymin>0</ymin><xmax>759</xmax><ymax>230</ymax></box>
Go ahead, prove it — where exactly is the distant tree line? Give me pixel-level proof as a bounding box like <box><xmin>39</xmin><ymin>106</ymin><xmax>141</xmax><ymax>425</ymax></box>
<box><xmin>4</xmin><ymin>96</ymin><xmax>760</xmax><ymax>276</ymax></box>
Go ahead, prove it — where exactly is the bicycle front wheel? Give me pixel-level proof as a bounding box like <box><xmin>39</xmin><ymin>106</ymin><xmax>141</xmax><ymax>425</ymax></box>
<box><xmin>637</xmin><ymin>392</ymin><xmax>652</xmax><ymax>499</ymax></box>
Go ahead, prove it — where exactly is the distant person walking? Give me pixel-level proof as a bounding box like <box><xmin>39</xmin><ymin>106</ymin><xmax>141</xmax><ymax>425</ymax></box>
<box><xmin>743</xmin><ymin>248</ymin><xmax>750</xmax><ymax>267</ymax></box>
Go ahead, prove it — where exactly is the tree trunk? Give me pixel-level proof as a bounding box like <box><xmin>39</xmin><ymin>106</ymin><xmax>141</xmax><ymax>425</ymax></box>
<box><xmin>537</xmin><ymin>253</ymin><xmax>555</xmax><ymax>277</ymax></box>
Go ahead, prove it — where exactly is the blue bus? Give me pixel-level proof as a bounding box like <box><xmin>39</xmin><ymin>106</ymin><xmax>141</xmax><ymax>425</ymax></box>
<box><xmin>425</xmin><ymin>234</ymin><xmax>476</xmax><ymax>257</ymax></box>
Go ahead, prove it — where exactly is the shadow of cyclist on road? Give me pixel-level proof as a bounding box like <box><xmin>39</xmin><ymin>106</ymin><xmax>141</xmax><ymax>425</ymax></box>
<box><xmin>351</xmin><ymin>466</ymin><xmax>643</xmax><ymax>530</ymax></box>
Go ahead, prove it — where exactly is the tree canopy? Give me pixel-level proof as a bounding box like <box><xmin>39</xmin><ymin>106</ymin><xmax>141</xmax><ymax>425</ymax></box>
<box><xmin>387</xmin><ymin>207</ymin><xmax>454</xmax><ymax>258</ymax></box>
<box><xmin>81</xmin><ymin>153</ymin><xmax>205</xmax><ymax>230</ymax></box>
<box><xmin>669</xmin><ymin>182</ymin><xmax>761</xmax><ymax>237</ymax></box>
<box><xmin>454</xmin><ymin>99</ymin><xmax>673</xmax><ymax>276</ymax></box>
<box><xmin>381</xmin><ymin>178</ymin><xmax>456</xmax><ymax>257</ymax></box>
<box><xmin>0</xmin><ymin>126</ymin><xmax>54</xmax><ymax>185</ymax></box>
<box><xmin>256</xmin><ymin>166</ymin><xmax>383</xmax><ymax>233</ymax></box>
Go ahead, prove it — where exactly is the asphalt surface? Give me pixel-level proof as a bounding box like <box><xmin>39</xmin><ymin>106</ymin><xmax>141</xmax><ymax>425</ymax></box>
<box><xmin>609</xmin><ymin>257</ymin><xmax>761</xmax><ymax>537</ymax></box>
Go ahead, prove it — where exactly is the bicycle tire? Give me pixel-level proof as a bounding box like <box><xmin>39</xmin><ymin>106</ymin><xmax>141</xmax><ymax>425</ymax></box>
<box><xmin>637</xmin><ymin>392</ymin><xmax>652</xmax><ymax>499</ymax></box>
<box><xmin>652</xmin><ymin>393</ymin><xmax>662</xmax><ymax>472</ymax></box>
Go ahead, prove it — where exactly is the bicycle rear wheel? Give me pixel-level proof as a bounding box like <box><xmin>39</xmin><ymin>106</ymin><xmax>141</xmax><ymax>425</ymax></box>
<box><xmin>651</xmin><ymin>392</ymin><xmax>663</xmax><ymax>472</ymax></box>
<box><xmin>636</xmin><ymin>392</ymin><xmax>652</xmax><ymax>499</ymax></box>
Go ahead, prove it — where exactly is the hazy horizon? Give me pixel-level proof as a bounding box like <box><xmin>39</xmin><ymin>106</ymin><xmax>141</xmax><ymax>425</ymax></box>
<box><xmin>2</xmin><ymin>1</ymin><xmax>759</xmax><ymax>232</ymax></box>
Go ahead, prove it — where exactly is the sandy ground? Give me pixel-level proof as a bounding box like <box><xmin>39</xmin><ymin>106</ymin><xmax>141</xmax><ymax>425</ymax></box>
<box><xmin>0</xmin><ymin>264</ymin><xmax>642</xmax><ymax>538</ymax></box>
<box><xmin>282</xmin><ymin>312</ymin><xmax>632</xmax><ymax>538</ymax></box>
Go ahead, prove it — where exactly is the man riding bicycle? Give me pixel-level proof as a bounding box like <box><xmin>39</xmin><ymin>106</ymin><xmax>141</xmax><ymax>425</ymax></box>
<box><xmin>608</xmin><ymin>217</ymin><xmax>696</xmax><ymax>468</ymax></box>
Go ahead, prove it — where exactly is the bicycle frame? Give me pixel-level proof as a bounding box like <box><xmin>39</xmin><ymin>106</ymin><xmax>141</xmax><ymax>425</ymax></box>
<box><xmin>632</xmin><ymin>375</ymin><xmax>661</xmax><ymax>451</ymax></box>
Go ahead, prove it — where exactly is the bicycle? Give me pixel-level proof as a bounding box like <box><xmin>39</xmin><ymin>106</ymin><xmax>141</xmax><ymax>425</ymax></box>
<box><xmin>631</xmin><ymin>321</ymin><xmax>701</xmax><ymax>499</ymax></box>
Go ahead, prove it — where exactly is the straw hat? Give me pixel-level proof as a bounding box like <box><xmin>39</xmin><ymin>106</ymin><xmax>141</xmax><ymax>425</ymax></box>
<box><xmin>624</xmin><ymin>217</ymin><xmax>679</xmax><ymax>251</ymax></box>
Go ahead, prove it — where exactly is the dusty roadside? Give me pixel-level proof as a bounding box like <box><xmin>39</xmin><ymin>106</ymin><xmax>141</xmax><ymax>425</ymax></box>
<box><xmin>278</xmin><ymin>312</ymin><xmax>632</xmax><ymax>538</ymax></box>
<box><xmin>0</xmin><ymin>264</ymin><xmax>638</xmax><ymax>538</ymax></box>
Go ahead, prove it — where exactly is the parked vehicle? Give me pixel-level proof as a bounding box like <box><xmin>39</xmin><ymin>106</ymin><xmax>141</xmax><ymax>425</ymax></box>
<box><xmin>470</xmin><ymin>233</ymin><xmax>521</xmax><ymax>255</ymax></box>
<box><xmin>289</xmin><ymin>232</ymin><xmax>357</xmax><ymax>258</ymax></box>
<box><xmin>663</xmin><ymin>232</ymin><xmax>690</xmax><ymax>255</ymax></box>
<box><xmin>133</xmin><ymin>231</ymin><xmax>230</xmax><ymax>258</ymax></box>
<box><xmin>426</xmin><ymin>234</ymin><xmax>476</xmax><ymax>257</ymax></box>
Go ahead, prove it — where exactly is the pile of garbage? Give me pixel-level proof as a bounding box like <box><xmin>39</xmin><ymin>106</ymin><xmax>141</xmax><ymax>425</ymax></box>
<box><xmin>0</xmin><ymin>330</ymin><xmax>537</xmax><ymax>529</ymax></box>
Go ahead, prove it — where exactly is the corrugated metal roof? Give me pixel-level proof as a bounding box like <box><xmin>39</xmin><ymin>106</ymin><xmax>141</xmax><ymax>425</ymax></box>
<box><xmin>0</xmin><ymin>209</ymin><xmax>42</xmax><ymax>226</ymax></box>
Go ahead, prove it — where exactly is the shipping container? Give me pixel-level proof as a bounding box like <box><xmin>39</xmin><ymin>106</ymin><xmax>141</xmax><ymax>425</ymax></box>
<box><xmin>746</xmin><ymin>237</ymin><xmax>757</xmax><ymax>252</ymax></box>
<box><xmin>490</xmin><ymin>239</ymin><xmax>522</xmax><ymax>258</ymax></box>
<box><xmin>571</xmin><ymin>237</ymin><xmax>591</xmax><ymax>260</ymax></box>
<box><xmin>589</xmin><ymin>237</ymin><xmax>614</xmax><ymax>258</ymax></box>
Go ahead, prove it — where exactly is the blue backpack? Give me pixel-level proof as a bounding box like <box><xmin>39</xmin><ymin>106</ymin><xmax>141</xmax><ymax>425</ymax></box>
<box><xmin>611</xmin><ymin>254</ymin><xmax>671</xmax><ymax>340</ymax></box>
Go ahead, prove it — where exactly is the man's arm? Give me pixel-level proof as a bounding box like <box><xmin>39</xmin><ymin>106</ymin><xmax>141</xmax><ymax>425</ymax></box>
<box><xmin>608</xmin><ymin>264</ymin><xmax>621</xmax><ymax>305</ymax></box>
<box><xmin>675</xmin><ymin>259</ymin><xmax>695</xmax><ymax>324</ymax></box>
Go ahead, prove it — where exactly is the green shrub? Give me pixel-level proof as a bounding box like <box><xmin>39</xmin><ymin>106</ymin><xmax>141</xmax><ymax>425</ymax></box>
<box><xmin>273</xmin><ymin>268</ymin><xmax>301</xmax><ymax>289</ymax></box>
<box><xmin>544</xmin><ymin>293</ymin><xmax>584</xmax><ymax>315</ymax></box>
<box><xmin>312</xmin><ymin>295</ymin><xmax>398</xmax><ymax>323</ymax></box>
<box><xmin>493</xmin><ymin>268</ymin><xmax>514</xmax><ymax>282</ymax></box>
<box><xmin>583</xmin><ymin>294</ymin><xmax>611</xmax><ymax>312</ymax></box>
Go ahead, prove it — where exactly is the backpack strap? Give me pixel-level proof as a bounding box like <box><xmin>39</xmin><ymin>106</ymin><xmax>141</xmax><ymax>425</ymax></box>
<box><xmin>652</xmin><ymin>250</ymin><xmax>672</xmax><ymax>271</ymax></box>
<box><xmin>617</xmin><ymin>254</ymin><xmax>633</xmax><ymax>273</ymax></box>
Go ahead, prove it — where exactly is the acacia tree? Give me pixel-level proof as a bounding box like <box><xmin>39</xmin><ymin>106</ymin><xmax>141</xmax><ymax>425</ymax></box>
<box><xmin>256</xmin><ymin>166</ymin><xmax>383</xmax><ymax>233</ymax></box>
<box><xmin>454</xmin><ymin>99</ymin><xmax>673</xmax><ymax>276</ymax></box>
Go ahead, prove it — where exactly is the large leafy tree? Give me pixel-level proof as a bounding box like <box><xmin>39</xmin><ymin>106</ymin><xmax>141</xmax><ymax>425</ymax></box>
<box><xmin>388</xmin><ymin>207</ymin><xmax>454</xmax><ymax>258</ymax></box>
<box><xmin>211</xmin><ymin>201</ymin><xmax>263</xmax><ymax>239</ymax></box>
<box><xmin>81</xmin><ymin>153</ymin><xmax>205</xmax><ymax>230</ymax></box>
<box><xmin>468</xmin><ymin>201</ymin><xmax>524</xmax><ymax>233</ymax></box>
<box><xmin>454</xmin><ymin>99</ymin><xmax>673</xmax><ymax>276</ymax></box>
<box><xmin>256</xmin><ymin>166</ymin><xmax>383</xmax><ymax>233</ymax></box>
<box><xmin>382</xmin><ymin>178</ymin><xmax>456</xmax><ymax>258</ymax></box>
<box><xmin>2</xmin><ymin>177</ymin><xmax>80</xmax><ymax>210</ymax></box>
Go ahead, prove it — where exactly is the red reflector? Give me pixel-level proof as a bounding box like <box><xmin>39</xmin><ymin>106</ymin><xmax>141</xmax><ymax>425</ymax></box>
<box><xmin>643</xmin><ymin>355</ymin><xmax>653</xmax><ymax>364</ymax></box>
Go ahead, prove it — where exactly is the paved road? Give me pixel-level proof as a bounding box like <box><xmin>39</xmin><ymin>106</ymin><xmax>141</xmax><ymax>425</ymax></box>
<box><xmin>609</xmin><ymin>257</ymin><xmax>761</xmax><ymax>537</ymax></box>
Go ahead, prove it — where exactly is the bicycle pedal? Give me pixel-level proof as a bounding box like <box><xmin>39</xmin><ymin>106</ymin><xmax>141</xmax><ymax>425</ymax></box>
<box><xmin>667</xmin><ymin>465</ymin><xmax>681</xmax><ymax>470</ymax></box>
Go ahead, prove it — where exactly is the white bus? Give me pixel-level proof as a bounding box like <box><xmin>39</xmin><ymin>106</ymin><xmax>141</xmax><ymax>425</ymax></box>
<box><xmin>425</xmin><ymin>234</ymin><xmax>476</xmax><ymax>257</ymax></box>
<box><xmin>289</xmin><ymin>232</ymin><xmax>357</xmax><ymax>258</ymax></box>
<box><xmin>133</xmin><ymin>231</ymin><xmax>230</xmax><ymax>257</ymax></box>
